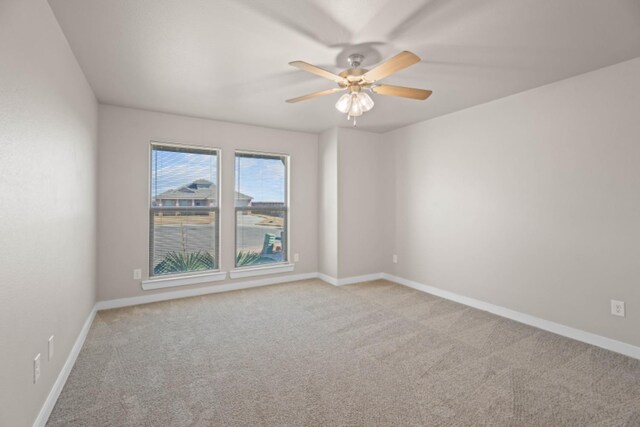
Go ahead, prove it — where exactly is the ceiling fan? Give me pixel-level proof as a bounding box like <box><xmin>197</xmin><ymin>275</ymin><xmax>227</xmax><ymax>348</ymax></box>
<box><xmin>286</xmin><ymin>51</ymin><xmax>432</xmax><ymax>126</ymax></box>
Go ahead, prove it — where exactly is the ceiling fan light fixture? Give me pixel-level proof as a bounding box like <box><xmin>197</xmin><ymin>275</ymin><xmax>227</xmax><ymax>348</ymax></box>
<box><xmin>335</xmin><ymin>93</ymin><xmax>353</xmax><ymax>114</ymax></box>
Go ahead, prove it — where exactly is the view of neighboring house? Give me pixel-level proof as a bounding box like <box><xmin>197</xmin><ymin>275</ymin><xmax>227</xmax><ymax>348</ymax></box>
<box><xmin>153</xmin><ymin>179</ymin><xmax>253</xmax><ymax>207</ymax></box>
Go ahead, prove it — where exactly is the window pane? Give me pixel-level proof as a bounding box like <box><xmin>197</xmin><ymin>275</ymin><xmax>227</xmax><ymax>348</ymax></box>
<box><xmin>236</xmin><ymin>209</ymin><xmax>286</xmax><ymax>267</ymax></box>
<box><xmin>151</xmin><ymin>210</ymin><xmax>218</xmax><ymax>275</ymax></box>
<box><xmin>150</xmin><ymin>144</ymin><xmax>219</xmax><ymax>277</ymax></box>
<box><xmin>235</xmin><ymin>153</ymin><xmax>286</xmax><ymax>205</ymax></box>
<box><xmin>235</xmin><ymin>152</ymin><xmax>288</xmax><ymax>268</ymax></box>
<box><xmin>151</xmin><ymin>145</ymin><xmax>218</xmax><ymax>207</ymax></box>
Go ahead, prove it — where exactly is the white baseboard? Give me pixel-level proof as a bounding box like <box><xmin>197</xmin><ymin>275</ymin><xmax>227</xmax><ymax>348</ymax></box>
<box><xmin>33</xmin><ymin>306</ymin><xmax>97</xmax><ymax>427</ymax></box>
<box><xmin>317</xmin><ymin>272</ymin><xmax>384</xmax><ymax>286</ymax></box>
<box><xmin>337</xmin><ymin>272</ymin><xmax>384</xmax><ymax>286</ymax></box>
<box><xmin>383</xmin><ymin>273</ymin><xmax>640</xmax><ymax>360</ymax></box>
<box><xmin>317</xmin><ymin>273</ymin><xmax>338</xmax><ymax>286</ymax></box>
<box><xmin>96</xmin><ymin>272</ymin><xmax>318</xmax><ymax>310</ymax></box>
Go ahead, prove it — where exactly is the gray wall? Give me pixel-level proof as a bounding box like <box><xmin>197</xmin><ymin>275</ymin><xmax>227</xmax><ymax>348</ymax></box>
<box><xmin>318</xmin><ymin>128</ymin><xmax>339</xmax><ymax>278</ymax></box>
<box><xmin>97</xmin><ymin>105</ymin><xmax>318</xmax><ymax>300</ymax></box>
<box><xmin>0</xmin><ymin>0</ymin><xmax>98</xmax><ymax>425</ymax></box>
<box><xmin>337</xmin><ymin>128</ymin><xmax>391</xmax><ymax>278</ymax></box>
<box><xmin>385</xmin><ymin>57</ymin><xmax>640</xmax><ymax>347</ymax></box>
<box><xmin>317</xmin><ymin>127</ymin><xmax>392</xmax><ymax>280</ymax></box>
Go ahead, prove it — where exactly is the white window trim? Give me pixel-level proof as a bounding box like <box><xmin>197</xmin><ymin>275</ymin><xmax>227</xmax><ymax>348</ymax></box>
<box><xmin>229</xmin><ymin>263</ymin><xmax>294</xmax><ymax>279</ymax></box>
<box><xmin>142</xmin><ymin>270</ymin><xmax>227</xmax><ymax>290</ymax></box>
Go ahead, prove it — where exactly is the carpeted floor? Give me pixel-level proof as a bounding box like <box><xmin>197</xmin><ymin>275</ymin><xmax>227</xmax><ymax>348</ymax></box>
<box><xmin>47</xmin><ymin>279</ymin><xmax>640</xmax><ymax>426</ymax></box>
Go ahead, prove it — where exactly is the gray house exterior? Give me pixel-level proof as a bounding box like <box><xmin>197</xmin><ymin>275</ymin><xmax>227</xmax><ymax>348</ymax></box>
<box><xmin>154</xmin><ymin>179</ymin><xmax>252</xmax><ymax>207</ymax></box>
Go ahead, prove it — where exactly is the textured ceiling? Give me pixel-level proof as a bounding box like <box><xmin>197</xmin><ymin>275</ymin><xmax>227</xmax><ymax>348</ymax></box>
<box><xmin>49</xmin><ymin>0</ymin><xmax>640</xmax><ymax>133</ymax></box>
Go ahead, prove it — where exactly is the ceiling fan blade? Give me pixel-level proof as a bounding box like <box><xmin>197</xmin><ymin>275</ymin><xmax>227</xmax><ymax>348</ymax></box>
<box><xmin>289</xmin><ymin>61</ymin><xmax>347</xmax><ymax>84</ymax></box>
<box><xmin>286</xmin><ymin>88</ymin><xmax>344</xmax><ymax>103</ymax></box>
<box><xmin>361</xmin><ymin>51</ymin><xmax>421</xmax><ymax>83</ymax></box>
<box><xmin>372</xmin><ymin>84</ymin><xmax>432</xmax><ymax>100</ymax></box>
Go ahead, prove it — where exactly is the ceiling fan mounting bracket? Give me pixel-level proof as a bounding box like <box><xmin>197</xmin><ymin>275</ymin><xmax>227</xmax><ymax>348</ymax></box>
<box><xmin>347</xmin><ymin>53</ymin><xmax>364</xmax><ymax>69</ymax></box>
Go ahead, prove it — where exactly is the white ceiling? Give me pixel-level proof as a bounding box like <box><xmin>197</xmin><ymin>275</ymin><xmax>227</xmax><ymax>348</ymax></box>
<box><xmin>49</xmin><ymin>0</ymin><xmax>640</xmax><ymax>133</ymax></box>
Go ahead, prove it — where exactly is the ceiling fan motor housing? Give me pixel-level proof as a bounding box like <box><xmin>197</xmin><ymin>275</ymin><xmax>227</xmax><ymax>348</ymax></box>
<box><xmin>339</xmin><ymin>55</ymin><xmax>370</xmax><ymax>90</ymax></box>
<box><xmin>347</xmin><ymin>53</ymin><xmax>364</xmax><ymax>68</ymax></box>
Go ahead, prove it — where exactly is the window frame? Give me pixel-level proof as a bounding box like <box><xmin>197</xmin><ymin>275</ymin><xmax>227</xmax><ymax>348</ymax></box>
<box><xmin>234</xmin><ymin>149</ymin><xmax>290</xmax><ymax>269</ymax></box>
<box><xmin>148</xmin><ymin>141</ymin><xmax>222</xmax><ymax>279</ymax></box>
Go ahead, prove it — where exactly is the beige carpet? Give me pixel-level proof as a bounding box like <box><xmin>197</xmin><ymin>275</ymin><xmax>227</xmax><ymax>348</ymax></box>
<box><xmin>47</xmin><ymin>279</ymin><xmax>640</xmax><ymax>426</ymax></box>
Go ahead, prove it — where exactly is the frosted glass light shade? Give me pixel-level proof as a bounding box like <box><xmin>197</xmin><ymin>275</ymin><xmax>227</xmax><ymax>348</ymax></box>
<box><xmin>357</xmin><ymin>92</ymin><xmax>374</xmax><ymax>112</ymax></box>
<box><xmin>335</xmin><ymin>93</ymin><xmax>352</xmax><ymax>113</ymax></box>
<box><xmin>348</xmin><ymin>93</ymin><xmax>363</xmax><ymax>117</ymax></box>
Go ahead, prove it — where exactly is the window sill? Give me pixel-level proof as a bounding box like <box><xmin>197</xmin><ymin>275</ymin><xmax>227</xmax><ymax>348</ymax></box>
<box><xmin>229</xmin><ymin>263</ymin><xmax>295</xmax><ymax>279</ymax></box>
<box><xmin>141</xmin><ymin>270</ymin><xmax>227</xmax><ymax>290</ymax></box>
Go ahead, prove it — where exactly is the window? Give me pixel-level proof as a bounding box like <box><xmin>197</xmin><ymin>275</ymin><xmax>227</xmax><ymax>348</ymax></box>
<box><xmin>150</xmin><ymin>143</ymin><xmax>219</xmax><ymax>277</ymax></box>
<box><xmin>235</xmin><ymin>151</ymin><xmax>288</xmax><ymax>268</ymax></box>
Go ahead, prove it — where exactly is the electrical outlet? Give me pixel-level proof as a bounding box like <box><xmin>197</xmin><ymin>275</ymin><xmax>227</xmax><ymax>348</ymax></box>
<box><xmin>133</xmin><ymin>269</ymin><xmax>142</xmax><ymax>280</ymax></box>
<box><xmin>293</xmin><ymin>253</ymin><xmax>299</xmax><ymax>263</ymax></box>
<box><xmin>48</xmin><ymin>336</ymin><xmax>54</xmax><ymax>361</ymax></box>
<box><xmin>611</xmin><ymin>300</ymin><xmax>625</xmax><ymax>317</ymax></box>
<box><xmin>33</xmin><ymin>354</ymin><xmax>41</xmax><ymax>384</ymax></box>
<box><xmin>392</xmin><ymin>254</ymin><xmax>398</xmax><ymax>264</ymax></box>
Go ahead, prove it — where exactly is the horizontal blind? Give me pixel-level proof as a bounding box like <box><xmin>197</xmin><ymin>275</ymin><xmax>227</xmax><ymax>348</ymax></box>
<box><xmin>150</xmin><ymin>144</ymin><xmax>219</xmax><ymax>276</ymax></box>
